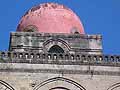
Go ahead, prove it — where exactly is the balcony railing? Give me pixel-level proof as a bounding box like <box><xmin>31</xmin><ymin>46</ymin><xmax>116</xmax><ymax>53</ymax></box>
<box><xmin>0</xmin><ymin>51</ymin><xmax>120</xmax><ymax>66</ymax></box>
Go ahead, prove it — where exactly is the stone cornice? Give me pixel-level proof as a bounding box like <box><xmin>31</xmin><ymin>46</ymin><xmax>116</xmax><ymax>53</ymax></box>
<box><xmin>0</xmin><ymin>63</ymin><xmax>120</xmax><ymax>76</ymax></box>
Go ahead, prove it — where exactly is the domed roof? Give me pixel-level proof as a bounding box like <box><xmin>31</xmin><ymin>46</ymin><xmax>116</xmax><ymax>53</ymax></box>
<box><xmin>17</xmin><ymin>3</ymin><xmax>85</xmax><ymax>34</ymax></box>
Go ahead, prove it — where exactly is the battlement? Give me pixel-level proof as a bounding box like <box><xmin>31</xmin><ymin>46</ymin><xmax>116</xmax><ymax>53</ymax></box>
<box><xmin>0</xmin><ymin>51</ymin><xmax>120</xmax><ymax>66</ymax></box>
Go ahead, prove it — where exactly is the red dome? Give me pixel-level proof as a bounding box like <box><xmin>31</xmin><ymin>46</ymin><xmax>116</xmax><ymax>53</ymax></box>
<box><xmin>17</xmin><ymin>3</ymin><xmax>85</xmax><ymax>34</ymax></box>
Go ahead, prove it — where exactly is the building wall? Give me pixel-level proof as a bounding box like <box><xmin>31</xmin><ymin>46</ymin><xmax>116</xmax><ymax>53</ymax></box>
<box><xmin>1</xmin><ymin>32</ymin><xmax>119</xmax><ymax>90</ymax></box>
<box><xmin>9</xmin><ymin>32</ymin><xmax>102</xmax><ymax>54</ymax></box>
<box><xmin>0</xmin><ymin>63</ymin><xmax>120</xmax><ymax>90</ymax></box>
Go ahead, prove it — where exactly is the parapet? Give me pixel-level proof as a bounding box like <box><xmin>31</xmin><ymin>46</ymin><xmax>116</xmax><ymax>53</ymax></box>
<box><xmin>0</xmin><ymin>51</ymin><xmax>120</xmax><ymax>66</ymax></box>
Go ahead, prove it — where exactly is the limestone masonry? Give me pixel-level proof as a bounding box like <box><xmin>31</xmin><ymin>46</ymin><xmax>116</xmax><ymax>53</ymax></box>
<box><xmin>0</xmin><ymin>3</ymin><xmax>120</xmax><ymax>90</ymax></box>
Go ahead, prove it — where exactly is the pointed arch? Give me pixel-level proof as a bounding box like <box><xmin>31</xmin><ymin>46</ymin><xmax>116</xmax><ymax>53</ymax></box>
<box><xmin>107</xmin><ymin>83</ymin><xmax>120</xmax><ymax>90</ymax></box>
<box><xmin>48</xmin><ymin>45</ymin><xmax>64</xmax><ymax>53</ymax></box>
<box><xmin>0</xmin><ymin>80</ymin><xmax>15</xmax><ymax>90</ymax></box>
<box><xmin>33</xmin><ymin>77</ymin><xmax>86</xmax><ymax>90</ymax></box>
<box><xmin>43</xmin><ymin>39</ymin><xmax>71</xmax><ymax>53</ymax></box>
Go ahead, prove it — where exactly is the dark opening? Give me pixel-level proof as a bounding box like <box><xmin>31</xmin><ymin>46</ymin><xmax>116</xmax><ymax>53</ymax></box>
<box><xmin>49</xmin><ymin>87</ymin><xmax>70</xmax><ymax>90</ymax></box>
<box><xmin>23</xmin><ymin>25</ymin><xmax>38</xmax><ymax>32</ymax></box>
<box><xmin>48</xmin><ymin>45</ymin><xmax>64</xmax><ymax>53</ymax></box>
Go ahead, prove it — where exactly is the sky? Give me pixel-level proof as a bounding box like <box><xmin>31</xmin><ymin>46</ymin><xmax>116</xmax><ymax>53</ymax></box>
<box><xmin>0</xmin><ymin>0</ymin><xmax>120</xmax><ymax>55</ymax></box>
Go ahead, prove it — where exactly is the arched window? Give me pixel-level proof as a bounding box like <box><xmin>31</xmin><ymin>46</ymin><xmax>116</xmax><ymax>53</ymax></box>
<box><xmin>23</xmin><ymin>25</ymin><xmax>38</xmax><ymax>32</ymax></box>
<box><xmin>48</xmin><ymin>45</ymin><xmax>64</xmax><ymax>53</ymax></box>
<box><xmin>70</xmin><ymin>27</ymin><xmax>80</xmax><ymax>34</ymax></box>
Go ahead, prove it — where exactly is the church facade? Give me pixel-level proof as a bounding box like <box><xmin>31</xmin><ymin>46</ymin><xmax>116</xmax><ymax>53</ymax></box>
<box><xmin>0</xmin><ymin>3</ymin><xmax>120</xmax><ymax>90</ymax></box>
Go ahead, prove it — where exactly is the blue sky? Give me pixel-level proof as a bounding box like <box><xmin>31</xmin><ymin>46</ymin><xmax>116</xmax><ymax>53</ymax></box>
<box><xmin>0</xmin><ymin>0</ymin><xmax>120</xmax><ymax>54</ymax></box>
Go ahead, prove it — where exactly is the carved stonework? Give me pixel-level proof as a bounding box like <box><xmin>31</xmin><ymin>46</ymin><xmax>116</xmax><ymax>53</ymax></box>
<box><xmin>9</xmin><ymin>32</ymin><xmax>102</xmax><ymax>54</ymax></box>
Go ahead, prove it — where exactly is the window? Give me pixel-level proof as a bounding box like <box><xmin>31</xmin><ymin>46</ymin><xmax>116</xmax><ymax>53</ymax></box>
<box><xmin>50</xmin><ymin>87</ymin><xmax>70</xmax><ymax>90</ymax></box>
<box><xmin>48</xmin><ymin>45</ymin><xmax>64</xmax><ymax>53</ymax></box>
<box><xmin>23</xmin><ymin>25</ymin><xmax>38</xmax><ymax>32</ymax></box>
<box><xmin>71</xmin><ymin>27</ymin><xmax>79</xmax><ymax>34</ymax></box>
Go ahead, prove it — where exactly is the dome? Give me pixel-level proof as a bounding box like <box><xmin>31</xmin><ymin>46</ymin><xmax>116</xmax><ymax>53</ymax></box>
<box><xmin>17</xmin><ymin>3</ymin><xmax>85</xmax><ymax>34</ymax></box>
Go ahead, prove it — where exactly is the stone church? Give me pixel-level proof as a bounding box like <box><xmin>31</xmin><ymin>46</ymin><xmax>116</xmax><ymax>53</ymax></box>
<box><xmin>0</xmin><ymin>3</ymin><xmax>120</xmax><ymax>90</ymax></box>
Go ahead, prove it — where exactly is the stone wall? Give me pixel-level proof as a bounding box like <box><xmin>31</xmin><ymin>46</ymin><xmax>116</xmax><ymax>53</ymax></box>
<box><xmin>9</xmin><ymin>32</ymin><xmax>102</xmax><ymax>54</ymax></box>
<box><xmin>0</xmin><ymin>63</ymin><xmax>120</xmax><ymax>90</ymax></box>
<box><xmin>0</xmin><ymin>32</ymin><xmax>119</xmax><ymax>90</ymax></box>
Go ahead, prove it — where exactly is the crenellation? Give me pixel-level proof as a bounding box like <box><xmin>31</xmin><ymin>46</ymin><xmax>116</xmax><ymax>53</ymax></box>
<box><xmin>0</xmin><ymin>51</ymin><xmax>120</xmax><ymax>66</ymax></box>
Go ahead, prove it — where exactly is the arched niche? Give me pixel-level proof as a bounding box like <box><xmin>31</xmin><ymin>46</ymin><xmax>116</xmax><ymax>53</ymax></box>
<box><xmin>48</xmin><ymin>45</ymin><xmax>64</xmax><ymax>53</ymax></box>
<box><xmin>107</xmin><ymin>83</ymin><xmax>120</xmax><ymax>90</ymax></box>
<box><xmin>23</xmin><ymin>25</ymin><xmax>38</xmax><ymax>32</ymax></box>
<box><xmin>0</xmin><ymin>80</ymin><xmax>15</xmax><ymax>90</ymax></box>
<box><xmin>33</xmin><ymin>77</ymin><xmax>86</xmax><ymax>90</ymax></box>
<box><xmin>43</xmin><ymin>39</ymin><xmax>70</xmax><ymax>53</ymax></box>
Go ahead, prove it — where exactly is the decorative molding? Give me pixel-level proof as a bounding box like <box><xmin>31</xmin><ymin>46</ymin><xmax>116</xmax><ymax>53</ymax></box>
<box><xmin>33</xmin><ymin>77</ymin><xmax>86</xmax><ymax>90</ymax></box>
<box><xmin>0</xmin><ymin>80</ymin><xmax>15</xmax><ymax>90</ymax></box>
<box><xmin>0</xmin><ymin>68</ymin><xmax>120</xmax><ymax>76</ymax></box>
<box><xmin>107</xmin><ymin>83</ymin><xmax>120</xmax><ymax>90</ymax></box>
<box><xmin>0</xmin><ymin>52</ymin><xmax>120</xmax><ymax>66</ymax></box>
